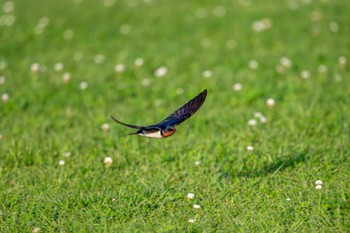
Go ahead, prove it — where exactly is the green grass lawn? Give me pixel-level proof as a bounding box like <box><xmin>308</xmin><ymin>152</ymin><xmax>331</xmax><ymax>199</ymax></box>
<box><xmin>1</xmin><ymin>0</ymin><xmax>349</xmax><ymax>232</ymax></box>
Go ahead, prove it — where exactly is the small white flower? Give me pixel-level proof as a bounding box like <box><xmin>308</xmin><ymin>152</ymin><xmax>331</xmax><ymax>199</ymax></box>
<box><xmin>310</xmin><ymin>11</ymin><xmax>322</xmax><ymax>22</ymax></box>
<box><xmin>315</xmin><ymin>180</ymin><xmax>323</xmax><ymax>185</ymax></box>
<box><xmin>141</xmin><ymin>78</ymin><xmax>151</xmax><ymax>86</ymax></box>
<box><xmin>260</xmin><ymin>116</ymin><xmax>268</xmax><ymax>123</ymax></box>
<box><xmin>233</xmin><ymin>83</ymin><xmax>242</xmax><ymax>91</ymax></box>
<box><xmin>114</xmin><ymin>63</ymin><xmax>125</xmax><ymax>73</ymax></box>
<box><xmin>0</xmin><ymin>60</ymin><xmax>6</xmax><ymax>70</ymax></box>
<box><xmin>280</xmin><ymin>56</ymin><xmax>292</xmax><ymax>68</ymax></box>
<box><xmin>30</xmin><ymin>63</ymin><xmax>40</xmax><ymax>72</ymax></box>
<box><xmin>134</xmin><ymin>58</ymin><xmax>144</xmax><ymax>67</ymax></box>
<box><xmin>318</xmin><ymin>64</ymin><xmax>328</xmax><ymax>74</ymax></box>
<box><xmin>329</xmin><ymin>22</ymin><xmax>339</xmax><ymax>33</ymax></box>
<box><xmin>188</xmin><ymin>218</ymin><xmax>195</xmax><ymax>223</ymax></box>
<box><xmin>195</xmin><ymin>161</ymin><xmax>200</xmax><ymax>166</ymax></box>
<box><xmin>266</xmin><ymin>98</ymin><xmax>275</xmax><ymax>108</ymax></box>
<box><xmin>253</xmin><ymin>112</ymin><xmax>263</xmax><ymax>118</ymax></box>
<box><xmin>1</xmin><ymin>93</ymin><xmax>9</xmax><ymax>102</ymax></box>
<box><xmin>187</xmin><ymin>193</ymin><xmax>195</xmax><ymax>199</ymax></box>
<box><xmin>247</xmin><ymin>119</ymin><xmax>257</xmax><ymax>126</ymax></box>
<box><xmin>3</xmin><ymin>1</ymin><xmax>15</xmax><ymax>13</ymax></box>
<box><xmin>252</xmin><ymin>18</ymin><xmax>272</xmax><ymax>32</ymax></box>
<box><xmin>176</xmin><ymin>88</ymin><xmax>184</xmax><ymax>95</ymax></box>
<box><xmin>101</xmin><ymin>123</ymin><xmax>110</xmax><ymax>132</ymax></box>
<box><xmin>94</xmin><ymin>54</ymin><xmax>105</xmax><ymax>64</ymax></box>
<box><xmin>79</xmin><ymin>81</ymin><xmax>88</xmax><ymax>90</ymax></box>
<box><xmin>32</xmin><ymin>227</ymin><xmax>41</xmax><ymax>233</ymax></box>
<box><xmin>59</xmin><ymin>160</ymin><xmax>65</xmax><ymax>166</ymax></box>
<box><xmin>300</xmin><ymin>70</ymin><xmax>311</xmax><ymax>79</ymax></box>
<box><xmin>54</xmin><ymin>62</ymin><xmax>64</xmax><ymax>71</ymax></box>
<box><xmin>154</xmin><ymin>66</ymin><xmax>168</xmax><ymax>77</ymax></box>
<box><xmin>246</xmin><ymin>146</ymin><xmax>254</xmax><ymax>151</ymax></box>
<box><xmin>212</xmin><ymin>6</ymin><xmax>226</xmax><ymax>17</ymax></box>
<box><xmin>104</xmin><ymin>157</ymin><xmax>113</xmax><ymax>167</ymax></box>
<box><xmin>63</xmin><ymin>29</ymin><xmax>74</xmax><ymax>40</ymax></box>
<box><xmin>111</xmin><ymin>198</ymin><xmax>116</xmax><ymax>202</ymax></box>
<box><xmin>63</xmin><ymin>151</ymin><xmax>71</xmax><ymax>157</ymax></box>
<box><xmin>120</xmin><ymin>24</ymin><xmax>131</xmax><ymax>35</ymax></box>
<box><xmin>315</xmin><ymin>185</ymin><xmax>322</xmax><ymax>190</ymax></box>
<box><xmin>0</xmin><ymin>76</ymin><xmax>5</xmax><ymax>85</ymax></box>
<box><xmin>193</xmin><ymin>204</ymin><xmax>200</xmax><ymax>209</ymax></box>
<box><xmin>62</xmin><ymin>72</ymin><xmax>71</xmax><ymax>83</ymax></box>
<box><xmin>338</xmin><ymin>56</ymin><xmax>346</xmax><ymax>66</ymax></box>
<box><xmin>195</xmin><ymin>8</ymin><xmax>207</xmax><ymax>19</ymax></box>
<box><xmin>275</xmin><ymin>64</ymin><xmax>285</xmax><ymax>74</ymax></box>
<box><xmin>248</xmin><ymin>60</ymin><xmax>259</xmax><ymax>70</ymax></box>
<box><xmin>286</xmin><ymin>198</ymin><xmax>291</xmax><ymax>201</ymax></box>
<box><xmin>202</xmin><ymin>70</ymin><xmax>212</xmax><ymax>78</ymax></box>
<box><xmin>200</xmin><ymin>38</ymin><xmax>211</xmax><ymax>48</ymax></box>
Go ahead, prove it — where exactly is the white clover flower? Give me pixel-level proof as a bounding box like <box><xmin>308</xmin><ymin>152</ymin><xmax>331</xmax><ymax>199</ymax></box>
<box><xmin>176</xmin><ymin>88</ymin><xmax>184</xmax><ymax>95</ymax></box>
<box><xmin>0</xmin><ymin>76</ymin><xmax>5</xmax><ymax>85</ymax></box>
<box><xmin>142</xmin><ymin>78</ymin><xmax>151</xmax><ymax>86</ymax></box>
<box><xmin>315</xmin><ymin>185</ymin><xmax>322</xmax><ymax>190</ymax></box>
<box><xmin>134</xmin><ymin>58</ymin><xmax>144</xmax><ymax>67</ymax></box>
<box><xmin>101</xmin><ymin>123</ymin><xmax>110</xmax><ymax>132</ymax></box>
<box><xmin>3</xmin><ymin>1</ymin><xmax>15</xmax><ymax>13</ymax></box>
<box><xmin>266</xmin><ymin>98</ymin><xmax>275</xmax><ymax>108</ymax></box>
<box><xmin>200</xmin><ymin>38</ymin><xmax>211</xmax><ymax>48</ymax></box>
<box><xmin>63</xmin><ymin>151</ymin><xmax>72</xmax><ymax>157</ymax></box>
<box><xmin>104</xmin><ymin>157</ymin><xmax>113</xmax><ymax>167</ymax></box>
<box><xmin>253</xmin><ymin>112</ymin><xmax>263</xmax><ymax>118</ymax></box>
<box><xmin>252</xmin><ymin>18</ymin><xmax>272</xmax><ymax>32</ymax></box>
<box><xmin>246</xmin><ymin>146</ymin><xmax>254</xmax><ymax>151</ymax></box>
<box><xmin>0</xmin><ymin>60</ymin><xmax>6</xmax><ymax>70</ymax></box>
<box><xmin>195</xmin><ymin>161</ymin><xmax>200</xmax><ymax>166</ymax></box>
<box><xmin>188</xmin><ymin>218</ymin><xmax>195</xmax><ymax>223</ymax></box>
<box><xmin>79</xmin><ymin>81</ymin><xmax>88</xmax><ymax>90</ymax></box>
<box><xmin>275</xmin><ymin>64</ymin><xmax>285</xmax><ymax>74</ymax></box>
<box><xmin>32</xmin><ymin>227</ymin><xmax>41</xmax><ymax>233</ymax></box>
<box><xmin>103</xmin><ymin>0</ymin><xmax>116</xmax><ymax>7</ymax></box>
<box><xmin>193</xmin><ymin>204</ymin><xmax>201</xmax><ymax>209</ymax></box>
<box><xmin>329</xmin><ymin>22</ymin><xmax>339</xmax><ymax>33</ymax></box>
<box><xmin>195</xmin><ymin>8</ymin><xmax>207</xmax><ymax>19</ymax></box>
<box><xmin>300</xmin><ymin>70</ymin><xmax>311</xmax><ymax>79</ymax></box>
<box><xmin>120</xmin><ymin>24</ymin><xmax>131</xmax><ymax>35</ymax></box>
<box><xmin>286</xmin><ymin>198</ymin><xmax>291</xmax><ymax>201</ymax></box>
<box><xmin>338</xmin><ymin>56</ymin><xmax>346</xmax><ymax>66</ymax></box>
<box><xmin>114</xmin><ymin>63</ymin><xmax>125</xmax><ymax>73</ymax></box>
<box><xmin>310</xmin><ymin>11</ymin><xmax>322</xmax><ymax>22</ymax></box>
<box><xmin>212</xmin><ymin>6</ymin><xmax>226</xmax><ymax>17</ymax></box>
<box><xmin>248</xmin><ymin>60</ymin><xmax>259</xmax><ymax>70</ymax></box>
<box><xmin>0</xmin><ymin>15</ymin><xmax>16</xmax><ymax>26</ymax></box>
<box><xmin>260</xmin><ymin>116</ymin><xmax>268</xmax><ymax>124</ymax></box>
<box><xmin>280</xmin><ymin>56</ymin><xmax>292</xmax><ymax>68</ymax></box>
<box><xmin>62</xmin><ymin>72</ymin><xmax>71</xmax><ymax>83</ymax></box>
<box><xmin>111</xmin><ymin>198</ymin><xmax>116</xmax><ymax>202</ymax></box>
<box><xmin>315</xmin><ymin>180</ymin><xmax>323</xmax><ymax>185</ymax></box>
<box><xmin>154</xmin><ymin>66</ymin><xmax>168</xmax><ymax>77</ymax></box>
<box><xmin>59</xmin><ymin>160</ymin><xmax>65</xmax><ymax>166</ymax></box>
<box><xmin>54</xmin><ymin>62</ymin><xmax>64</xmax><ymax>71</ymax></box>
<box><xmin>94</xmin><ymin>54</ymin><xmax>105</xmax><ymax>64</ymax></box>
<box><xmin>247</xmin><ymin>119</ymin><xmax>257</xmax><ymax>126</ymax></box>
<box><xmin>1</xmin><ymin>93</ymin><xmax>9</xmax><ymax>102</ymax></box>
<box><xmin>30</xmin><ymin>63</ymin><xmax>40</xmax><ymax>72</ymax></box>
<box><xmin>318</xmin><ymin>64</ymin><xmax>328</xmax><ymax>74</ymax></box>
<box><xmin>233</xmin><ymin>83</ymin><xmax>242</xmax><ymax>91</ymax></box>
<box><xmin>187</xmin><ymin>193</ymin><xmax>195</xmax><ymax>199</ymax></box>
<box><xmin>202</xmin><ymin>70</ymin><xmax>212</xmax><ymax>78</ymax></box>
<box><xmin>63</xmin><ymin>29</ymin><xmax>74</xmax><ymax>40</ymax></box>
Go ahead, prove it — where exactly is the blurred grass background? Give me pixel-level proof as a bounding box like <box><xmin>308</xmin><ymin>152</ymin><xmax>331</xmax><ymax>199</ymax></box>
<box><xmin>0</xmin><ymin>0</ymin><xmax>349</xmax><ymax>232</ymax></box>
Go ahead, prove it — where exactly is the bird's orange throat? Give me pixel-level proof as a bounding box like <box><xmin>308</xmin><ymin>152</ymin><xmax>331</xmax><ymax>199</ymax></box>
<box><xmin>161</xmin><ymin>130</ymin><xmax>176</xmax><ymax>138</ymax></box>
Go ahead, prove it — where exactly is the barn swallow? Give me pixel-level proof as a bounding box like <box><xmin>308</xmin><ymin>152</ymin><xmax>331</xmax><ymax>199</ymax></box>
<box><xmin>110</xmin><ymin>89</ymin><xmax>207</xmax><ymax>138</ymax></box>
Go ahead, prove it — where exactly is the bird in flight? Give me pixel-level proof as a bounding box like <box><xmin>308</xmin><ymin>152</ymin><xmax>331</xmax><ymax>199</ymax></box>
<box><xmin>111</xmin><ymin>89</ymin><xmax>207</xmax><ymax>138</ymax></box>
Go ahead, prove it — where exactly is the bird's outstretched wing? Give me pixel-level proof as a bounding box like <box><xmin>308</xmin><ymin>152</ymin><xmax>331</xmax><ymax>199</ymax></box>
<box><xmin>148</xmin><ymin>89</ymin><xmax>207</xmax><ymax>128</ymax></box>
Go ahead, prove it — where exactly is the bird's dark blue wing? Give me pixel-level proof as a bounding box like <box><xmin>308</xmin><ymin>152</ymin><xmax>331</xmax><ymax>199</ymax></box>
<box><xmin>148</xmin><ymin>89</ymin><xmax>207</xmax><ymax>128</ymax></box>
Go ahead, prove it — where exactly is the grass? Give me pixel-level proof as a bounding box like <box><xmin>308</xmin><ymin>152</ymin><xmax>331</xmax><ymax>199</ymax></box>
<box><xmin>1</xmin><ymin>0</ymin><xmax>350</xmax><ymax>232</ymax></box>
